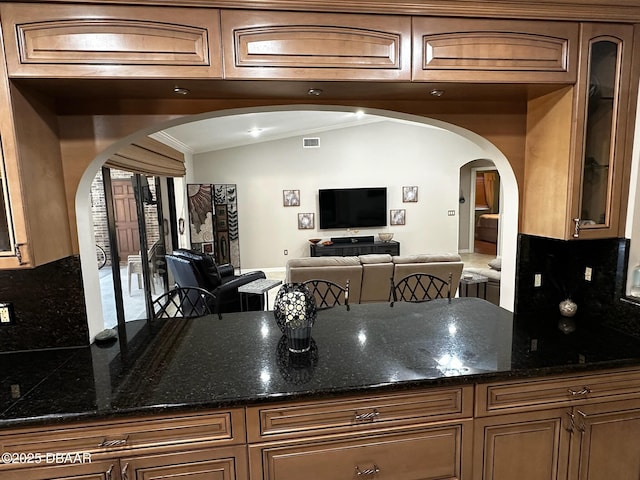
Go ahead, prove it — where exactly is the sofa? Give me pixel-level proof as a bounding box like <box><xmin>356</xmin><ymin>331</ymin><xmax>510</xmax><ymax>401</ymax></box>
<box><xmin>166</xmin><ymin>249</ymin><xmax>266</xmax><ymax>316</ymax></box>
<box><xmin>286</xmin><ymin>253</ymin><xmax>464</xmax><ymax>304</ymax></box>
<box><xmin>462</xmin><ymin>256</ymin><xmax>501</xmax><ymax>305</ymax></box>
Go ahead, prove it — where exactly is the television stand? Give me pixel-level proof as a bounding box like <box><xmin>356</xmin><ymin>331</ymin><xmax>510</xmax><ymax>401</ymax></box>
<box><xmin>310</xmin><ymin>240</ymin><xmax>399</xmax><ymax>257</ymax></box>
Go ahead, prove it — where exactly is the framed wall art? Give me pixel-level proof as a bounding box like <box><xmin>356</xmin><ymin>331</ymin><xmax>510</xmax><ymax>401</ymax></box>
<box><xmin>390</xmin><ymin>209</ymin><xmax>406</xmax><ymax>225</ymax></box>
<box><xmin>298</xmin><ymin>213</ymin><xmax>315</xmax><ymax>229</ymax></box>
<box><xmin>283</xmin><ymin>189</ymin><xmax>300</xmax><ymax>206</ymax></box>
<box><xmin>403</xmin><ymin>186</ymin><xmax>418</xmax><ymax>202</ymax></box>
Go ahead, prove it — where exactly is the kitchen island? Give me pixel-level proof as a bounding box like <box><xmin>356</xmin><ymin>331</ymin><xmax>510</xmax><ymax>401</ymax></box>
<box><xmin>2</xmin><ymin>298</ymin><xmax>640</xmax><ymax>479</ymax></box>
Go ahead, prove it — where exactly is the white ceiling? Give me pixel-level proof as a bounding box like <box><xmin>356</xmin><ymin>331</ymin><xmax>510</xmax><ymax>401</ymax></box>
<box><xmin>159</xmin><ymin>110</ymin><xmax>390</xmax><ymax>154</ymax></box>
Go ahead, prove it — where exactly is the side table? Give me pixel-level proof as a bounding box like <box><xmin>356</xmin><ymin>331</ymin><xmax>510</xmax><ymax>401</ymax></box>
<box><xmin>238</xmin><ymin>278</ymin><xmax>283</xmax><ymax>311</ymax></box>
<box><xmin>459</xmin><ymin>271</ymin><xmax>489</xmax><ymax>300</ymax></box>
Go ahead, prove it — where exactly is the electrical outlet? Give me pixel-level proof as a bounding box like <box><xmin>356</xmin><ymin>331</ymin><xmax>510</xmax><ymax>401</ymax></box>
<box><xmin>0</xmin><ymin>303</ymin><xmax>13</xmax><ymax>324</ymax></box>
<box><xmin>447</xmin><ymin>210</ymin><xmax>456</xmax><ymax>216</ymax></box>
<box><xmin>284</xmin><ymin>250</ymin><xmax>288</xmax><ymax>255</ymax></box>
<box><xmin>585</xmin><ymin>266</ymin><xmax>593</xmax><ymax>281</ymax></box>
<box><xmin>10</xmin><ymin>384</ymin><xmax>20</xmax><ymax>399</ymax></box>
<box><xmin>534</xmin><ymin>273</ymin><xmax>542</xmax><ymax>287</ymax></box>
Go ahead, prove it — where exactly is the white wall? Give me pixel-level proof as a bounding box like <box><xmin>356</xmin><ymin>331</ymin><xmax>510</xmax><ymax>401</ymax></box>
<box><xmin>193</xmin><ymin>120</ymin><xmax>488</xmax><ymax>269</ymax></box>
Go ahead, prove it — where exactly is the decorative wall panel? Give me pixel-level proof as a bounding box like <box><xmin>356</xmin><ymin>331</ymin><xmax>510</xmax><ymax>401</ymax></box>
<box><xmin>188</xmin><ymin>184</ymin><xmax>240</xmax><ymax>268</ymax></box>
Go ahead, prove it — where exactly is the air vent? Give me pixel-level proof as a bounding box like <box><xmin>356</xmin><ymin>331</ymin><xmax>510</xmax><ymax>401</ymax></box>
<box><xmin>303</xmin><ymin>137</ymin><xmax>320</xmax><ymax>148</ymax></box>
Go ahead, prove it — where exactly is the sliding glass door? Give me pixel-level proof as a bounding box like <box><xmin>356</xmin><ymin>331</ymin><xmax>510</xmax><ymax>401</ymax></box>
<box><xmin>92</xmin><ymin>168</ymin><xmax>170</xmax><ymax>333</ymax></box>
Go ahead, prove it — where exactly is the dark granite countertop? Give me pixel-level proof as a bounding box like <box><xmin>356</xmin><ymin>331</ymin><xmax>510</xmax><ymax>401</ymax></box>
<box><xmin>2</xmin><ymin>297</ymin><xmax>640</xmax><ymax>429</ymax></box>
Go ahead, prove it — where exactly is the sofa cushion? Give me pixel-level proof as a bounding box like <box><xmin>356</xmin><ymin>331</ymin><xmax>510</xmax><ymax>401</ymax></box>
<box><xmin>465</xmin><ymin>267</ymin><xmax>501</xmax><ymax>282</ymax></box>
<box><xmin>360</xmin><ymin>255</ymin><xmax>394</xmax><ymax>303</ymax></box>
<box><xmin>393</xmin><ymin>253</ymin><xmax>462</xmax><ymax>264</ymax></box>
<box><xmin>287</xmin><ymin>256</ymin><xmax>361</xmax><ymax>268</ymax></box>
<box><xmin>286</xmin><ymin>256</ymin><xmax>362</xmax><ymax>304</ymax></box>
<box><xmin>359</xmin><ymin>254</ymin><xmax>393</xmax><ymax>264</ymax></box>
<box><xmin>393</xmin><ymin>255</ymin><xmax>464</xmax><ymax>299</ymax></box>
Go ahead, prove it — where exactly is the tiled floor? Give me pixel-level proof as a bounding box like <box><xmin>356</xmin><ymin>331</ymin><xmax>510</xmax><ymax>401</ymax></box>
<box><xmin>460</xmin><ymin>252</ymin><xmax>495</xmax><ymax>269</ymax></box>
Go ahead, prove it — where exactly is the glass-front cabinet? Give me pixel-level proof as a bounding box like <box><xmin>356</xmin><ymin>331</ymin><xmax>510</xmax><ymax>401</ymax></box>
<box><xmin>571</xmin><ymin>24</ymin><xmax>635</xmax><ymax>239</ymax></box>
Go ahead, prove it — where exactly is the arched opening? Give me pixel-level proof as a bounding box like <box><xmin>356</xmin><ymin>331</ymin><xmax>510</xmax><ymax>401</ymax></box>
<box><xmin>75</xmin><ymin>105</ymin><xmax>519</xmax><ymax>340</ymax></box>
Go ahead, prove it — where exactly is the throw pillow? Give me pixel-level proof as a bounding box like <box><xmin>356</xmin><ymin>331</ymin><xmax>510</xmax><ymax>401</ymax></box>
<box><xmin>488</xmin><ymin>257</ymin><xmax>502</xmax><ymax>271</ymax></box>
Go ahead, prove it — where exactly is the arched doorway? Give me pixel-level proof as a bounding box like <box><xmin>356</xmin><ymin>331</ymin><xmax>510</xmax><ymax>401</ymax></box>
<box><xmin>75</xmin><ymin>106</ymin><xmax>519</xmax><ymax>340</ymax></box>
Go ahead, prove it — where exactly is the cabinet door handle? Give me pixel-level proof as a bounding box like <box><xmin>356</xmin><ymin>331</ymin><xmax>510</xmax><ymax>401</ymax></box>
<box><xmin>565</xmin><ymin>411</ymin><xmax>575</xmax><ymax>433</ymax></box>
<box><xmin>354</xmin><ymin>408</ymin><xmax>379</xmax><ymax>422</ymax></box>
<box><xmin>356</xmin><ymin>465</ymin><xmax>380</xmax><ymax>476</ymax></box>
<box><xmin>567</xmin><ymin>386</ymin><xmax>591</xmax><ymax>396</ymax></box>
<box><xmin>576</xmin><ymin>409</ymin><xmax>587</xmax><ymax>433</ymax></box>
<box><xmin>573</xmin><ymin>218</ymin><xmax>581</xmax><ymax>238</ymax></box>
<box><xmin>121</xmin><ymin>462</ymin><xmax>130</xmax><ymax>480</ymax></box>
<box><xmin>105</xmin><ymin>464</ymin><xmax>114</xmax><ymax>480</ymax></box>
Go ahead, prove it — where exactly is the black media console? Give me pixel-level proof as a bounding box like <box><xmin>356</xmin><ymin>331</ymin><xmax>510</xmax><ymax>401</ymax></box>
<box><xmin>310</xmin><ymin>237</ymin><xmax>400</xmax><ymax>257</ymax></box>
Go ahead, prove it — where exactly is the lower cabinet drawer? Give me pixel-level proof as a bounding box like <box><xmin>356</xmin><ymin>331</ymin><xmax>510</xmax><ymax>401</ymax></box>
<box><xmin>247</xmin><ymin>387</ymin><xmax>472</xmax><ymax>442</ymax></box>
<box><xmin>250</xmin><ymin>422</ymin><xmax>471</xmax><ymax>480</ymax></box>
<box><xmin>0</xmin><ymin>409</ymin><xmax>245</xmax><ymax>458</ymax></box>
<box><xmin>476</xmin><ymin>367</ymin><xmax>640</xmax><ymax>416</ymax></box>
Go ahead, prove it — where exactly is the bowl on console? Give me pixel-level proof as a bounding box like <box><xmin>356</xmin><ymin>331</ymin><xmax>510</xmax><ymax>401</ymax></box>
<box><xmin>308</xmin><ymin>238</ymin><xmax>321</xmax><ymax>244</ymax></box>
<box><xmin>378</xmin><ymin>232</ymin><xmax>394</xmax><ymax>242</ymax></box>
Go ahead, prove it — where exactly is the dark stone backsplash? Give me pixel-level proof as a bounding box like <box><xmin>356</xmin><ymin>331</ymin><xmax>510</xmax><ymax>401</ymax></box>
<box><xmin>0</xmin><ymin>255</ymin><xmax>88</xmax><ymax>352</ymax></box>
<box><xmin>515</xmin><ymin>234</ymin><xmax>640</xmax><ymax>338</ymax></box>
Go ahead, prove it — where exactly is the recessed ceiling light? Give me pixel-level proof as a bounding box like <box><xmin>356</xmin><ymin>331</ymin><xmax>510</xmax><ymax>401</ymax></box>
<box><xmin>429</xmin><ymin>89</ymin><xmax>445</xmax><ymax>97</ymax></box>
<box><xmin>248</xmin><ymin>128</ymin><xmax>263</xmax><ymax>138</ymax></box>
<box><xmin>308</xmin><ymin>88</ymin><xmax>323</xmax><ymax>96</ymax></box>
<box><xmin>173</xmin><ymin>86</ymin><xmax>190</xmax><ymax>95</ymax></box>
<box><xmin>355</xmin><ymin>110</ymin><xmax>365</xmax><ymax>118</ymax></box>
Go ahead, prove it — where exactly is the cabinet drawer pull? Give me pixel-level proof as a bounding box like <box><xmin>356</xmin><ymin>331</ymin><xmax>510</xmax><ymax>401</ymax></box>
<box><xmin>356</xmin><ymin>465</ymin><xmax>380</xmax><ymax>476</ymax></box>
<box><xmin>106</xmin><ymin>464</ymin><xmax>114</xmax><ymax>480</ymax></box>
<box><xmin>354</xmin><ymin>408</ymin><xmax>379</xmax><ymax>422</ymax></box>
<box><xmin>567</xmin><ymin>386</ymin><xmax>591</xmax><ymax>396</ymax></box>
<box><xmin>99</xmin><ymin>435</ymin><xmax>129</xmax><ymax>447</ymax></box>
<box><xmin>121</xmin><ymin>462</ymin><xmax>130</xmax><ymax>480</ymax></box>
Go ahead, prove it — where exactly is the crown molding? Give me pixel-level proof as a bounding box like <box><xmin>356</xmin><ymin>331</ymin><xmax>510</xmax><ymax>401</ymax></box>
<box><xmin>10</xmin><ymin>0</ymin><xmax>640</xmax><ymax>22</ymax></box>
<box><xmin>150</xmin><ymin>131</ymin><xmax>195</xmax><ymax>155</ymax></box>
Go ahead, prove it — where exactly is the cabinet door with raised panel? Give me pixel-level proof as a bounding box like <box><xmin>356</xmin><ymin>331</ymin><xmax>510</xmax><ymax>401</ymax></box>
<box><xmin>2</xmin><ymin>459</ymin><xmax>120</xmax><ymax>480</ymax></box>
<box><xmin>567</xmin><ymin>399</ymin><xmax>640</xmax><ymax>480</ymax></box>
<box><xmin>412</xmin><ymin>17</ymin><xmax>578</xmax><ymax>83</ymax></box>
<box><xmin>473</xmin><ymin>408</ymin><xmax>572</xmax><ymax>480</ymax></box>
<box><xmin>0</xmin><ymin>3</ymin><xmax>222</xmax><ymax>79</ymax></box>
<box><xmin>121</xmin><ymin>446</ymin><xmax>248</xmax><ymax>480</ymax></box>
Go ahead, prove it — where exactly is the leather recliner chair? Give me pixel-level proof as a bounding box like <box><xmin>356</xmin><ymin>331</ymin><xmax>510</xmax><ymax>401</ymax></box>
<box><xmin>166</xmin><ymin>249</ymin><xmax>266</xmax><ymax>317</ymax></box>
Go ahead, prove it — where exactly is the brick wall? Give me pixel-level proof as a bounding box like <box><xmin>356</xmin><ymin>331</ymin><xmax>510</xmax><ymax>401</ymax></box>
<box><xmin>91</xmin><ymin>170</ymin><xmax>160</xmax><ymax>267</ymax></box>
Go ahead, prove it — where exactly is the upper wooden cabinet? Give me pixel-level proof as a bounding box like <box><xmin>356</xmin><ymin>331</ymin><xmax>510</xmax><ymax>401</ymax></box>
<box><xmin>522</xmin><ymin>23</ymin><xmax>636</xmax><ymax>240</ymax></box>
<box><xmin>569</xmin><ymin>23</ymin><xmax>636</xmax><ymax>240</ymax></box>
<box><xmin>0</xmin><ymin>22</ymin><xmax>72</xmax><ymax>268</ymax></box>
<box><xmin>412</xmin><ymin>18</ymin><xmax>579</xmax><ymax>83</ymax></box>
<box><xmin>0</xmin><ymin>3</ymin><xmax>223</xmax><ymax>78</ymax></box>
<box><xmin>220</xmin><ymin>10</ymin><xmax>411</xmax><ymax>81</ymax></box>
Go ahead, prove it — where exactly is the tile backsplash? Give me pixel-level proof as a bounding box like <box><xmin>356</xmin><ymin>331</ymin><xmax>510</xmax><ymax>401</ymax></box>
<box><xmin>514</xmin><ymin>234</ymin><xmax>640</xmax><ymax>337</ymax></box>
<box><xmin>0</xmin><ymin>255</ymin><xmax>88</xmax><ymax>352</ymax></box>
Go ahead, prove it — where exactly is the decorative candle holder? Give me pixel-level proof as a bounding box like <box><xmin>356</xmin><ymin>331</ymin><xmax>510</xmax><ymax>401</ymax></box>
<box><xmin>273</xmin><ymin>283</ymin><xmax>317</xmax><ymax>352</ymax></box>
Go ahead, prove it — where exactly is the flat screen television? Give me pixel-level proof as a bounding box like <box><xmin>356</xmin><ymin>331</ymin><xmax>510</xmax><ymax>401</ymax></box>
<box><xmin>319</xmin><ymin>187</ymin><xmax>387</xmax><ymax>229</ymax></box>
